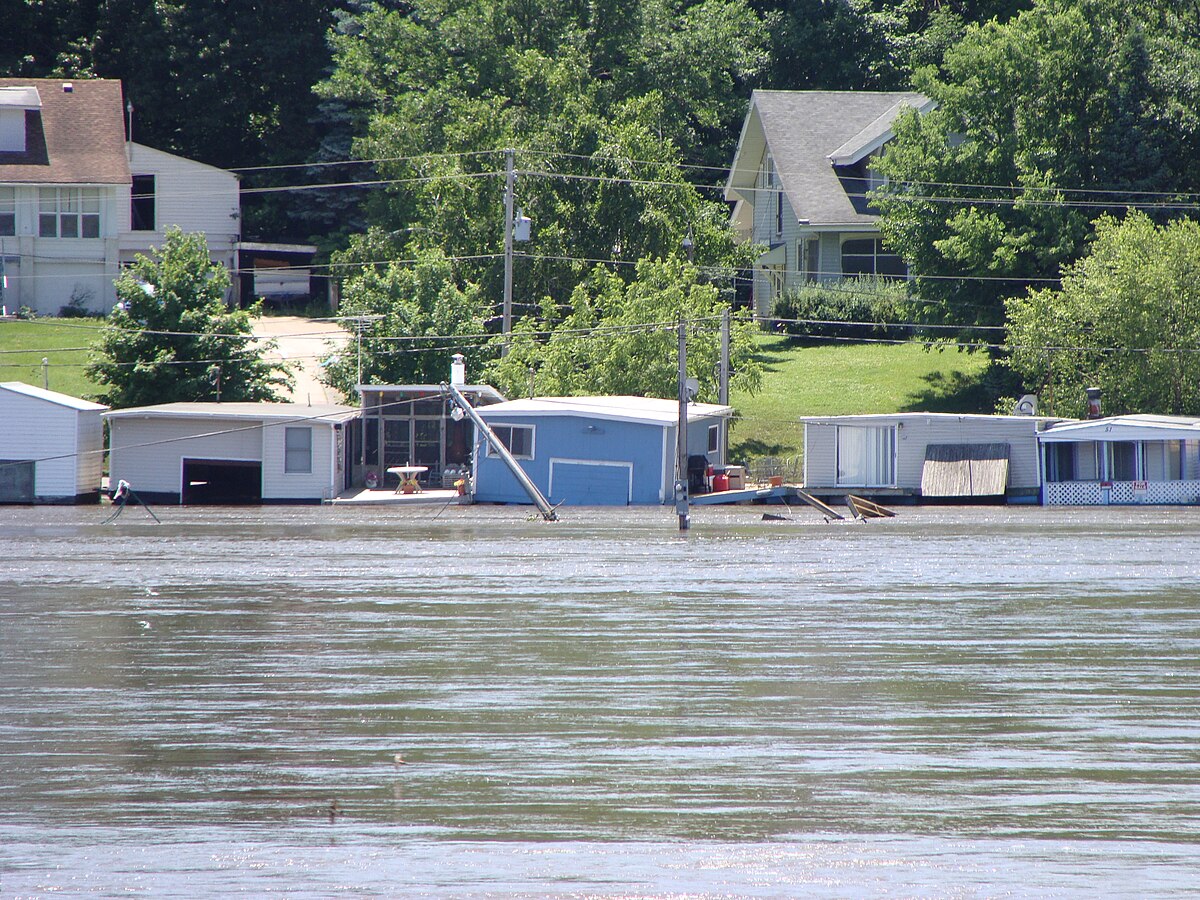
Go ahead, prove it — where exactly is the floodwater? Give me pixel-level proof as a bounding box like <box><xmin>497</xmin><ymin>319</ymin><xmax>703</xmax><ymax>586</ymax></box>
<box><xmin>2</xmin><ymin>503</ymin><xmax>1200</xmax><ymax>897</ymax></box>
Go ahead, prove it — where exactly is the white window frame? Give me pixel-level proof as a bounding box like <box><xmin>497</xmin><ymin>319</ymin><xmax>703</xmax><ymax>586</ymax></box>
<box><xmin>0</xmin><ymin>186</ymin><xmax>14</xmax><ymax>236</ymax></box>
<box><xmin>284</xmin><ymin>426</ymin><xmax>313</xmax><ymax>474</ymax></box>
<box><xmin>840</xmin><ymin>236</ymin><xmax>906</xmax><ymax>278</ymax></box>
<box><xmin>486</xmin><ymin>423</ymin><xmax>535</xmax><ymax>460</ymax></box>
<box><xmin>39</xmin><ymin>187</ymin><xmax>100</xmax><ymax>239</ymax></box>
<box><xmin>835</xmin><ymin>424</ymin><xmax>896</xmax><ymax>487</ymax></box>
<box><xmin>707</xmin><ymin>424</ymin><xmax>720</xmax><ymax>455</ymax></box>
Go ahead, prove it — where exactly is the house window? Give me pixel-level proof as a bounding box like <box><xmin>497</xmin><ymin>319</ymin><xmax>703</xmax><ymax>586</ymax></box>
<box><xmin>487</xmin><ymin>424</ymin><xmax>534</xmax><ymax>459</ymax></box>
<box><xmin>39</xmin><ymin>188</ymin><xmax>100</xmax><ymax>238</ymax></box>
<box><xmin>804</xmin><ymin>237</ymin><xmax>820</xmax><ymax>281</ymax></box>
<box><xmin>284</xmin><ymin>427</ymin><xmax>313</xmax><ymax>474</ymax></box>
<box><xmin>841</xmin><ymin>237</ymin><xmax>906</xmax><ymax>278</ymax></box>
<box><xmin>836</xmin><ymin>424</ymin><xmax>895</xmax><ymax>487</ymax></box>
<box><xmin>0</xmin><ymin>187</ymin><xmax>14</xmax><ymax>236</ymax></box>
<box><xmin>707</xmin><ymin>424</ymin><xmax>720</xmax><ymax>454</ymax></box>
<box><xmin>131</xmin><ymin>175</ymin><xmax>155</xmax><ymax>231</ymax></box>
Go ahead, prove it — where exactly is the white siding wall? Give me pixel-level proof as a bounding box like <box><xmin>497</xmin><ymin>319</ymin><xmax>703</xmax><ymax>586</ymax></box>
<box><xmin>126</xmin><ymin>143</ymin><xmax>239</xmax><ymax>253</ymax></box>
<box><xmin>0</xmin><ymin>390</ymin><xmax>102</xmax><ymax>497</ymax></box>
<box><xmin>802</xmin><ymin>421</ymin><xmax>838</xmax><ymax>487</ymax></box>
<box><xmin>2</xmin><ymin>184</ymin><xmax>123</xmax><ymax>313</ymax></box>
<box><xmin>75</xmin><ymin>407</ymin><xmax>105</xmax><ymax>495</ymax></box>
<box><xmin>804</xmin><ymin>415</ymin><xmax>1048</xmax><ymax>492</ymax></box>
<box><xmin>261</xmin><ymin>421</ymin><xmax>339</xmax><ymax>500</ymax></box>
<box><xmin>108</xmin><ymin>416</ymin><xmax>263</xmax><ymax>495</ymax></box>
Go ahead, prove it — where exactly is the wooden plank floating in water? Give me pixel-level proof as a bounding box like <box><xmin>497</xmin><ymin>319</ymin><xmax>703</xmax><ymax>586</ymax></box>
<box><xmin>793</xmin><ymin>489</ymin><xmax>845</xmax><ymax>520</ymax></box>
<box><xmin>846</xmin><ymin>494</ymin><xmax>896</xmax><ymax>519</ymax></box>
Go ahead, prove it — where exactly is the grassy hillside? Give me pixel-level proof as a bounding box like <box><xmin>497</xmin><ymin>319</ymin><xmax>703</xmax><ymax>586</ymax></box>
<box><xmin>0</xmin><ymin>321</ymin><xmax>994</xmax><ymax>461</ymax></box>
<box><xmin>0</xmin><ymin>317</ymin><xmax>104</xmax><ymax>400</ymax></box>
<box><xmin>728</xmin><ymin>334</ymin><xmax>992</xmax><ymax>464</ymax></box>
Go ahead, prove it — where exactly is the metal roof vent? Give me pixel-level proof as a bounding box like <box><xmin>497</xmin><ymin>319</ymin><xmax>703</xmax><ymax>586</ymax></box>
<box><xmin>62</xmin><ymin>82</ymin><xmax>73</xmax><ymax>93</ymax></box>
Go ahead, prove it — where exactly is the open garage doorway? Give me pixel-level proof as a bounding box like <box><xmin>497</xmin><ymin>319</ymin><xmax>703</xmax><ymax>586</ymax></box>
<box><xmin>182</xmin><ymin>458</ymin><xmax>263</xmax><ymax>505</ymax></box>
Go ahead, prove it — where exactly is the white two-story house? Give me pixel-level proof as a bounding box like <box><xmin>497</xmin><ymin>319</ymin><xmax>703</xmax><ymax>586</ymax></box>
<box><xmin>0</xmin><ymin>77</ymin><xmax>312</xmax><ymax>316</ymax></box>
<box><xmin>724</xmin><ymin>90</ymin><xmax>935</xmax><ymax>315</ymax></box>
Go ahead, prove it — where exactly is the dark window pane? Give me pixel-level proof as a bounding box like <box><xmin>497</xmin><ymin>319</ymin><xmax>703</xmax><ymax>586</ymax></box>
<box><xmin>60</xmin><ymin>215</ymin><xmax>78</xmax><ymax>238</ymax></box>
<box><xmin>842</xmin><ymin>239</ymin><xmax>876</xmax><ymax>255</ymax></box>
<box><xmin>876</xmin><ymin>253</ymin><xmax>907</xmax><ymax>278</ymax></box>
<box><xmin>131</xmin><ymin>175</ymin><xmax>156</xmax><ymax>231</ymax></box>
<box><xmin>81</xmin><ymin>215</ymin><xmax>99</xmax><ymax>238</ymax></box>
<box><xmin>39</xmin><ymin>214</ymin><xmax>57</xmax><ymax>237</ymax></box>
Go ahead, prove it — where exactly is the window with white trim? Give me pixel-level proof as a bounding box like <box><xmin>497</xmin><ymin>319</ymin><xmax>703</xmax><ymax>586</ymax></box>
<box><xmin>0</xmin><ymin>187</ymin><xmax>14</xmax><ymax>236</ymax></box>
<box><xmin>707</xmin><ymin>424</ymin><xmax>720</xmax><ymax>454</ymax></box>
<box><xmin>284</xmin><ymin>427</ymin><xmax>313</xmax><ymax>474</ymax></box>
<box><xmin>841</xmin><ymin>237</ymin><xmax>906</xmax><ymax>278</ymax></box>
<box><xmin>39</xmin><ymin>187</ymin><xmax>100</xmax><ymax>238</ymax></box>
<box><xmin>836</xmin><ymin>425</ymin><xmax>895</xmax><ymax>487</ymax></box>
<box><xmin>487</xmin><ymin>424</ymin><xmax>534</xmax><ymax>459</ymax></box>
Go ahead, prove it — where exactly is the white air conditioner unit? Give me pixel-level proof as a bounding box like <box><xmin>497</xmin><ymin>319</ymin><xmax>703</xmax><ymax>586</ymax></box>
<box><xmin>1013</xmin><ymin>394</ymin><xmax>1038</xmax><ymax>416</ymax></box>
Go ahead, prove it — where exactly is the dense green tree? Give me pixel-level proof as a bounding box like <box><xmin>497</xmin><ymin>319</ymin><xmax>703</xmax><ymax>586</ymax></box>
<box><xmin>482</xmin><ymin>256</ymin><xmax>761</xmax><ymax>401</ymax></box>
<box><xmin>1006</xmin><ymin>212</ymin><xmax>1200</xmax><ymax>417</ymax></box>
<box><xmin>318</xmin><ymin>0</ymin><xmax>768</xmax><ymax>387</ymax></box>
<box><xmin>322</xmin><ymin>247</ymin><xmax>489</xmax><ymax>396</ymax></box>
<box><xmin>87</xmin><ymin>230</ymin><xmax>290</xmax><ymax>407</ymax></box>
<box><xmin>872</xmin><ymin>0</ymin><xmax>1200</xmax><ymax>331</ymax></box>
<box><xmin>752</xmin><ymin>0</ymin><xmax>1032</xmax><ymax>92</ymax></box>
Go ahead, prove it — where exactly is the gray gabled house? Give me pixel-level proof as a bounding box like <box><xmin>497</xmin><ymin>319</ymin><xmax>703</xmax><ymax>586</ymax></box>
<box><xmin>724</xmin><ymin>90</ymin><xmax>934</xmax><ymax>315</ymax></box>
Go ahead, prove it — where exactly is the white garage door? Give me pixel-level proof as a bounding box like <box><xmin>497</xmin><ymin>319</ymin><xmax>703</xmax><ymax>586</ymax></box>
<box><xmin>549</xmin><ymin>459</ymin><xmax>633</xmax><ymax>506</ymax></box>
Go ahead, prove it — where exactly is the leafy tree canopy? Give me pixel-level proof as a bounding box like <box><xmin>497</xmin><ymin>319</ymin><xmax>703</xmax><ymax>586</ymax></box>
<box><xmin>873</xmin><ymin>0</ymin><xmax>1200</xmax><ymax>331</ymax></box>
<box><xmin>319</xmin><ymin>0</ymin><xmax>769</xmax><ymax>388</ymax></box>
<box><xmin>322</xmin><ymin>245</ymin><xmax>489</xmax><ymax>396</ymax></box>
<box><xmin>1006</xmin><ymin>211</ymin><xmax>1200</xmax><ymax>417</ymax></box>
<box><xmin>87</xmin><ymin>229</ymin><xmax>290</xmax><ymax>408</ymax></box>
<box><xmin>482</xmin><ymin>256</ymin><xmax>761</xmax><ymax>401</ymax></box>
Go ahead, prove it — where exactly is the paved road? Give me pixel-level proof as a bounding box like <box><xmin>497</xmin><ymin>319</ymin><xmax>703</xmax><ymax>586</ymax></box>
<box><xmin>250</xmin><ymin>316</ymin><xmax>351</xmax><ymax>405</ymax></box>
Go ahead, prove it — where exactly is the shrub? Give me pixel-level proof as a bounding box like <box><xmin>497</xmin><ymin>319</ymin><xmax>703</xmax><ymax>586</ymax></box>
<box><xmin>771</xmin><ymin>277</ymin><xmax>913</xmax><ymax>342</ymax></box>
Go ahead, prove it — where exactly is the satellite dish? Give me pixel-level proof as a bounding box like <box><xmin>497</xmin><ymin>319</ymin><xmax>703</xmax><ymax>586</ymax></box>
<box><xmin>1013</xmin><ymin>394</ymin><xmax>1038</xmax><ymax>416</ymax></box>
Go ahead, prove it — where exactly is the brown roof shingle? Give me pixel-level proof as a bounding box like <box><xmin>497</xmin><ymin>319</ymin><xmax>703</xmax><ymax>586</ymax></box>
<box><xmin>0</xmin><ymin>78</ymin><xmax>130</xmax><ymax>185</ymax></box>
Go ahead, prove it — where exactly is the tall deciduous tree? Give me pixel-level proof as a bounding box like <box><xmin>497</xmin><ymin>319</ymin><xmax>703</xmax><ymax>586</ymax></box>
<box><xmin>872</xmin><ymin>0</ymin><xmax>1200</xmax><ymax>331</ymax></box>
<box><xmin>482</xmin><ymin>256</ymin><xmax>761</xmax><ymax>401</ymax></box>
<box><xmin>318</xmin><ymin>0</ymin><xmax>769</xmax><ymax>388</ymax></box>
<box><xmin>87</xmin><ymin>230</ymin><xmax>290</xmax><ymax>407</ymax></box>
<box><xmin>321</xmin><ymin>246</ymin><xmax>489</xmax><ymax>396</ymax></box>
<box><xmin>1006</xmin><ymin>212</ymin><xmax>1200</xmax><ymax>417</ymax></box>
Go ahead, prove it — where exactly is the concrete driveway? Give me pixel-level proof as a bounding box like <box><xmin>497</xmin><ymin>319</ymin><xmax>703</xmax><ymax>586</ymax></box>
<box><xmin>251</xmin><ymin>316</ymin><xmax>351</xmax><ymax>405</ymax></box>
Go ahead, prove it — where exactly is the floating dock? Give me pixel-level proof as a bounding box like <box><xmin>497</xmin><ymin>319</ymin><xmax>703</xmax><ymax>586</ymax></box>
<box><xmin>689</xmin><ymin>485</ymin><xmax>801</xmax><ymax>506</ymax></box>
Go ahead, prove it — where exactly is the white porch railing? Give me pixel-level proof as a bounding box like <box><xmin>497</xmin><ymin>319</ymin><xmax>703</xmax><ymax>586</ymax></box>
<box><xmin>1045</xmin><ymin>480</ymin><xmax>1200</xmax><ymax>505</ymax></box>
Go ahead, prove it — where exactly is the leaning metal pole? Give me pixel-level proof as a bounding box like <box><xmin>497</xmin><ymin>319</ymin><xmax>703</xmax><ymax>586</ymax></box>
<box><xmin>442</xmin><ymin>382</ymin><xmax>558</xmax><ymax>521</ymax></box>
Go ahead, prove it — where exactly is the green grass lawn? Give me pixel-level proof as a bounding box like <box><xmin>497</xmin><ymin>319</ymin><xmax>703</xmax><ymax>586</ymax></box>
<box><xmin>729</xmin><ymin>334</ymin><xmax>992</xmax><ymax>463</ymax></box>
<box><xmin>0</xmin><ymin>317</ymin><xmax>105</xmax><ymax>400</ymax></box>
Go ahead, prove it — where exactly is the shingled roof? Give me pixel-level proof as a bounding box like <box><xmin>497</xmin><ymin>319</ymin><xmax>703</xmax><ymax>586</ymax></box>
<box><xmin>726</xmin><ymin>90</ymin><xmax>932</xmax><ymax>227</ymax></box>
<box><xmin>0</xmin><ymin>78</ymin><xmax>130</xmax><ymax>184</ymax></box>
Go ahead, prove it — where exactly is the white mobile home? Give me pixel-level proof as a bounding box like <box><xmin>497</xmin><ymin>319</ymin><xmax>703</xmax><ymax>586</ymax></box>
<box><xmin>801</xmin><ymin>413</ymin><xmax>1057</xmax><ymax>503</ymax></box>
<box><xmin>0</xmin><ymin>381</ymin><xmax>106</xmax><ymax>503</ymax></box>
<box><xmin>1039</xmin><ymin>415</ymin><xmax>1200</xmax><ymax>505</ymax></box>
<box><xmin>105</xmin><ymin>402</ymin><xmax>359</xmax><ymax>504</ymax></box>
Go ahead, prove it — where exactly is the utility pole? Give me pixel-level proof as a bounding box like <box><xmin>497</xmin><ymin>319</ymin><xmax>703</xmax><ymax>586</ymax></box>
<box><xmin>675</xmin><ymin>320</ymin><xmax>690</xmax><ymax>532</ymax></box>
<box><xmin>502</xmin><ymin>148</ymin><xmax>515</xmax><ymax>356</ymax></box>
<box><xmin>719</xmin><ymin>307</ymin><xmax>730</xmax><ymax>461</ymax></box>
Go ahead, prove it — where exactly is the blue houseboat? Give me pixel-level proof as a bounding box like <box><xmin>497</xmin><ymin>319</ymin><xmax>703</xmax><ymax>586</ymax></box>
<box><xmin>473</xmin><ymin>396</ymin><xmax>733</xmax><ymax>506</ymax></box>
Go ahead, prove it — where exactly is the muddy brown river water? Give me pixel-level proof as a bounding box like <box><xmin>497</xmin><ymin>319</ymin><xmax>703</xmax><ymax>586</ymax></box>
<box><xmin>1</xmin><ymin>503</ymin><xmax>1199</xmax><ymax>896</ymax></box>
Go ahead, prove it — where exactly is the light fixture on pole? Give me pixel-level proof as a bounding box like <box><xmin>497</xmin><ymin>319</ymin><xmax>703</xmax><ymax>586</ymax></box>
<box><xmin>681</xmin><ymin>227</ymin><xmax>694</xmax><ymax>263</ymax></box>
